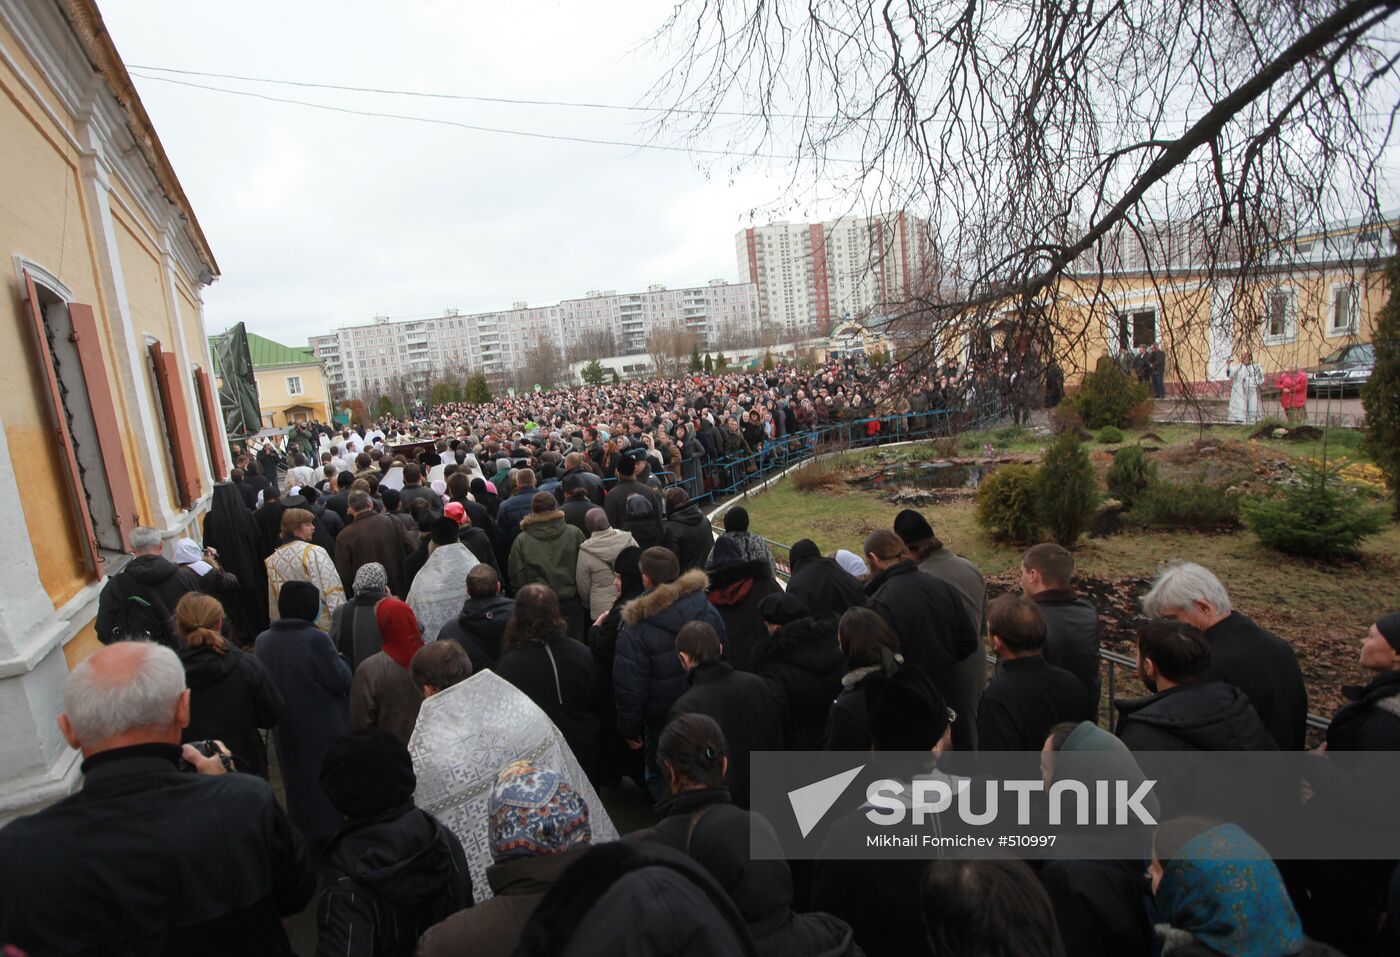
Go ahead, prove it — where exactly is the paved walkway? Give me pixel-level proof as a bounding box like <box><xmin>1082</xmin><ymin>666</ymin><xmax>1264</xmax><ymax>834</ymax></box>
<box><xmin>1150</xmin><ymin>395</ymin><xmax>1365</xmax><ymax>427</ymax></box>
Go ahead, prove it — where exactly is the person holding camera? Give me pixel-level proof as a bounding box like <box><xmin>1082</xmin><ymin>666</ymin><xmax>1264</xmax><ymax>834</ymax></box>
<box><xmin>0</xmin><ymin>641</ymin><xmax>315</xmax><ymax>955</ymax></box>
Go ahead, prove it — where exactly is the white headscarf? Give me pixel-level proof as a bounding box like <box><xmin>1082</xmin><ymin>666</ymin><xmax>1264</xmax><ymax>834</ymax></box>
<box><xmin>173</xmin><ymin>538</ymin><xmax>213</xmax><ymax>576</ymax></box>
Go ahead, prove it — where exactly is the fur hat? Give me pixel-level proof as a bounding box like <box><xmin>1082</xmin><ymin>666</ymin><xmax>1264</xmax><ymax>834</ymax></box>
<box><xmin>868</xmin><ymin>665</ymin><xmax>949</xmax><ymax>751</ymax></box>
<box><xmin>277</xmin><ymin>580</ymin><xmax>321</xmax><ymax>623</ymax></box>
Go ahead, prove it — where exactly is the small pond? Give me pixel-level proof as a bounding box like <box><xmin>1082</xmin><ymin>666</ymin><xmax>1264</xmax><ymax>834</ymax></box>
<box><xmin>857</xmin><ymin>460</ymin><xmax>996</xmax><ymax>491</ymax></box>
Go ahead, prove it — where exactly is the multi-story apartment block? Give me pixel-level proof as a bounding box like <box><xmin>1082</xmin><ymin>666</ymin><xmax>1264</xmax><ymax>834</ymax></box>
<box><xmin>737</xmin><ymin>212</ymin><xmax>934</xmax><ymax>335</ymax></box>
<box><xmin>310</xmin><ymin>280</ymin><xmax>758</xmax><ymax>398</ymax></box>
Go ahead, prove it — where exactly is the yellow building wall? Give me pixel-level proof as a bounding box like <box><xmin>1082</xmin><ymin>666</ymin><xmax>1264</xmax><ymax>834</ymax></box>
<box><xmin>257</xmin><ymin>362</ymin><xmax>330</xmax><ymax>427</ymax></box>
<box><xmin>1</xmin><ymin>24</ymin><xmax>213</xmax><ymax>619</ymax></box>
<box><xmin>1</xmin><ymin>49</ymin><xmax>106</xmax><ymax>607</ymax></box>
<box><xmin>1055</xmin><ymin>265</ymin><xmax>1384</xmax><ymax>388</ymax></box>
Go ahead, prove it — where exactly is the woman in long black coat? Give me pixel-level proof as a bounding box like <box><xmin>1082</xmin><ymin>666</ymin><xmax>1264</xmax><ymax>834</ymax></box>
<box><xmin>824</xmin><ymin>608</ymin><xmax>902</xmax><ymax>752</ymax></box>
<box><xmin>495</xmin><ymin>584</ymin><xmax>600</xmax><ymax>782</ymax></box>
<box><xmin>254</xmin><ymin>581</ymin><xmax>351</xmax><ymax>848</ymax></box>
<box><xmin>174</xmin><ymin>592</ymin><xmax>283</xmax><ymax>778</ymax></box>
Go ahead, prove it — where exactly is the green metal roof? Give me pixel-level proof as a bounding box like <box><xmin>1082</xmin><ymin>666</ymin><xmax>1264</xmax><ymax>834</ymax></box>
<box><xmin>209</xmin><ymin>331</ymin><xmax>317</xmax><ymax>369</ymax></box>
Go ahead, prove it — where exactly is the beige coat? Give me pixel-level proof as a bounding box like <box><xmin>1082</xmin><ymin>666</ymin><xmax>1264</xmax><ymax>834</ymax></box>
<box><xmin>575</xmin><ymin>527</ymin><xmax>638</xmax><ymax>618</ymax></box>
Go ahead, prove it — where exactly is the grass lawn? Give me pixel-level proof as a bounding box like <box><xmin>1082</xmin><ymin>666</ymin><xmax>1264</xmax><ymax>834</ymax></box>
<box><xmin>734</xmin><ymin>424</ymin><xmax>1398</xmax><ymax>720</ymax></box>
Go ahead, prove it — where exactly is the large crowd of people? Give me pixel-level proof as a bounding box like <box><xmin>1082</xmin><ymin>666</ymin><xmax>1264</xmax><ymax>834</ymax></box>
<box><xmin>1</xmin><ymin>357</ymin><xmax>1397</xmax><ymax>956</ymax></box>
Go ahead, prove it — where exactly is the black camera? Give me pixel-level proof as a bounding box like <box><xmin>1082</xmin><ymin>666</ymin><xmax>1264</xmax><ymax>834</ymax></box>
<box><xmin>176</xmin><ymin>739</ymin><xmax>233</xmax><ymax>773</ymax></box>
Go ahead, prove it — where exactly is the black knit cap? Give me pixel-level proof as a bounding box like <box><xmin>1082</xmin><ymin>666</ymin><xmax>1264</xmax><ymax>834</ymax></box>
<box><xmin>277</xmin><ymin>580</ymin><xmax>320</xmax><ymax>623</ymax></box>
<box><xmin>431</xmin><ymin>517</ymin><xmax>460</xmax><ymax>546</ymax></box>
<box><xmin>1377</xmin><ymin>613</ymin><xmax>1400</xmax><ymax>652</ymax></box>
<box><xmin>320</xmin><ymin>728</ymin><xmax>417</xmax><ymax>819</ymax></box>
<box><xmin>758</xmin><ymin>591</ymin><xmax>810</xmax><ymax>625</ymax></box>
<box><xmin>892</xmin><ymin>509</ymin><xmax>934</xmax><ymax>545</ymax></box>
<box><xmin>788</xmin><ymin>539</ymin><xmax>821</xmax><ymax>564</ymax></box>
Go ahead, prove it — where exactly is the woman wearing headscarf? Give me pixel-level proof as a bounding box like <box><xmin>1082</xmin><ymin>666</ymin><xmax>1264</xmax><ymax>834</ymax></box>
<box><xmin>1150</xmin><ymin>818</ymin><xmax>1341</xmax><ymax>956</ymax></box>
<box><xmin>254</xmin><ymin>581</ymin><xmax>352</xmax><ymax>849</ymax></box>
<box><xmin>330</xmin><ymin>562</ymin><xmax>390</xmax><ymax>671</ymax></box>
<box><xmin>173</xmin><ymin>537</ymin><xmax>246</xmax><ymax>645</ymax></box>
<box><xmin>1037</xmin><ymin>721</ymin><xmax>1155</xmax><ymax>957</ymax></box>
<box><xmin>348</xmin><ymin>597</ymin><xmax>425</xmax><ymax>746</ymax></box>
<box><xmin>202</xmin><ymin>481</ymin><xmax>269</xmax><ymax>635</ymax></box>
<box><xmin>418</xmin><ymin>762</ymin><xmax>591</xmax><ymax>957</ymax></box>
<box><xmin>175</xmin><ymin>592</ymin><xmax>282</xmax><ymax>778</ymax></box>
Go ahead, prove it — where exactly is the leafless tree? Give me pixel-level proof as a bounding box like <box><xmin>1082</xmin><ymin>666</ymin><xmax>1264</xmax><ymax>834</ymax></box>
<box><xmin>648</xmin><ymin>0</ymin><xmax>1399</xmax><ymax>407</ymax></box>
<box><xmin>648</xmin><ymin>322</ymin><xmax>699</xmax><ymax>378</ymax></box>
<box><xmin>520</xmin><ymin>335</ymin><xmax>566</xmax><ymax>390</ymax></box>
<box><xmin>566</xmin><ymin>327</ymin><xmax>619</xmax><ymax>363</ymax></box>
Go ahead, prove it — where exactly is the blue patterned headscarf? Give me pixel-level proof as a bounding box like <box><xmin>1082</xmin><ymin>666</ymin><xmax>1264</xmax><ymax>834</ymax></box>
<box><xmin>1156</xmin><ymin>824</ymin><xmax>1304</xmax><ymax>957</ymax></box>
<box><xmin>488</xmin><ymin>761</ymin><xmax>591</xmax><ymax>864</ymax></box>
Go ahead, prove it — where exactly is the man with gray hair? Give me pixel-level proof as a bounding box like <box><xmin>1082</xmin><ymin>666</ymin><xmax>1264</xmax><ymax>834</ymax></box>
<box><xmin>1142</xmin><ymin>561</ymin><xmax>1307</xmax><ymax>749</ymax></box>
<box><xmin>0</xmin><ymin>642</ymin><xmax>315</xmax><ymax>954</ymax></box>
<box><xmin>94</xmin><ymin>526</ymin><xmax>203</xmax><ymax>646</ymax></box>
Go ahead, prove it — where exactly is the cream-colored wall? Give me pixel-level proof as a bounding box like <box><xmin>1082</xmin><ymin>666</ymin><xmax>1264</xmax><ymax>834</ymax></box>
<box><xmin>256</xmin><ymin>362</ymin><xmax>329</xmax><ymax>427</ymax></box>
<box><xmin>1056</xmin><ymin>264</ymin><xmax>1384</xmax><ymax>386</ymax></box>
<box><xmin>0</xmin><ymin>24</ymin><xmax>209</xmax><ymax>609</ymax></box>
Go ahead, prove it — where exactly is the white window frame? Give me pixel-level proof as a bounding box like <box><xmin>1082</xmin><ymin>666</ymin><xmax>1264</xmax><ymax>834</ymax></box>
<box><xmin>1111</xmin><ymin>306</ymin><xmax>1157</xmax><ymax>354</ymax></box>
<box><xmin>1328</xmin><ymin>281</ymin><xmax>1358</xmax><ymax>338</ymax></box>
<box><xmin>1263</xmin><ymin>286</ymin><xmax>1297</xmax><ymax>344</ymax></box>
<box><xmin>285</xmin><ymin>375</ymin><xmax>304</xmax><ymax>397</ymax></box>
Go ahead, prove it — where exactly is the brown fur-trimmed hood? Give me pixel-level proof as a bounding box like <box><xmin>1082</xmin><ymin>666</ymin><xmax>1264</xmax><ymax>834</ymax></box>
<box><xmin>519</xmin><ymin>509</ymin><xmax>566</xmax><ymax>530</ymax></box>
<box><xmin>622</xmin><ymin>569</ymin><xmax>710</xmax><ymax>626</ymax></box>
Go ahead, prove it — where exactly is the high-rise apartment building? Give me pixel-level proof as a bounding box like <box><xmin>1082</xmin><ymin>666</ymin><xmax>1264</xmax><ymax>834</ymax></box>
<box><xmin>736</xmin><ymin>212</ymin><xmax>933</xmax><ymax>335</ymax></box>
<box><xmin>310</xmin><ymin>280</ymin><xmax>757</xmax><ymax>398</ymax></box>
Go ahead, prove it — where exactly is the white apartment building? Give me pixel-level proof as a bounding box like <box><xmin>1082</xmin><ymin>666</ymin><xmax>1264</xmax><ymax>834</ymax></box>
<box><xmin>736</xmin><ymin>212</ymin><xmax>934</xmax><ymax>334</ymax></box>
<box><xmin>310</xmin><ymin>280</ymin><xmax>758</xmax><ymax>398</ymax></box>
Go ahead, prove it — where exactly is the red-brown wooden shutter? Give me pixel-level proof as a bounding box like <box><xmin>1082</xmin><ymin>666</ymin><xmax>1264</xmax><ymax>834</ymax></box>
<box><xmin>68</xmin><ymin>303</ymin><xmax>142</xmax><ymax>551</ymax></box>
<box><xmin>193</xmin><ymin>367</ymin><xmax>227</xmax><ymax>480</ymax></box>
<box><xmin>148</xmin><ymin>341</ymin><xmax>201</xmax><ymax>508</ymax></box>
<box><xmin>22</xmin><ymin>271</ymin><xmax>99</xmax><ymax>573</ymax></box>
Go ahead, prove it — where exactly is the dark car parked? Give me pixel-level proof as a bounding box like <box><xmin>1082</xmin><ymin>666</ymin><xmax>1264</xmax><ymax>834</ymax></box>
<box><xmin>1308</xmin><ymin>342</ymin><xmax>1373</xmax><ymax>397</ymax></box>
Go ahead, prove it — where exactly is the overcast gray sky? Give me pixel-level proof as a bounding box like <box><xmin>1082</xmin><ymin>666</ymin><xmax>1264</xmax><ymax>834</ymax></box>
<box><xmin>102</xmin><ymin>1</ymin><xmax>810</xmax><ymax>346</ymax></box>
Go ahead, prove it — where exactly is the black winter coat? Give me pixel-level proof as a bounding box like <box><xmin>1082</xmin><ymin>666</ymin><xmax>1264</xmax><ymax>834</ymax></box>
<box><xmin>1038</xmin><ymin>858</ymin><xmax>1152</xmax><ymax>957</ymax></box>
<box><xmin>663</xmin><ymin>506</ymin><xmax>715</xmax><ymax>572</ymax></box>
<box><xmin>255</xmin><ymin>620</ymin><xmax>352</xmax><ymax>842</ymax></box>
<box><xmin>752</xmin><ymin>617</ymin><xmax>846</xmax><ymax>751</ymax></box>
<box><xmin>668</xmin><ymin>660</ymin><xmax>783</xmax><ymax>809</ymax></box>
<box><xmin>317</xmin><ymin>805</ymin><xmax>473</xmax><ymax>957</ymax></box>
<box><xmin>180</xmin><ymin>644</ymin><xmax>283</xmax><ymax>778</ymax></box>
<box><xmin>0</xmin><ymin>744</ymin><xmax>314</xmax><ymax>956</ymax></box>
<box><xmin>978</xmin><ymin>655</ymin><xmax>1090</xmax><ymax>752</ymax></box>
<box><xmin>1115</xmin><ymin>681</ymin><xmax>1277</xmax><ymax>752</ymax></box>
<box><xmin>785</xmin><ymin>557</ymin><xmax>866</xmax><ymax>621</ymax></box>
<box><xmin>458</xmin><ymin>525</ymin><xmax>498</xmax><ymax>571</ymax></box>
<box><xmin>1204</xmin><ymin>611</ymin><xmax>1307</xmax><ymax>750</ymax></box>
<box><xmin>614</xmin><ymin>570</ymin><xmax>728</xmax><ymax>736</ymax></box>
<box><xmin>812</xmin><ymin>807</ymin><xmax>931</xmax><ymax>957</ymax></box>
<box><xmin>1033</xmin><ymin>588</ymin><xmax>1102</xmax><ymax>717</ymax></box>
<box><xmin>1325</xmin><ymin>671</ymin><xmax>1400</xmax><ymax>752</ymax></box>
<box><xmin>330</xmin><ymin>589</ymin><xmax>388</xmax><ymax>672</ymax></box>
<box><xmin>824</xmin><ymin>669</ymin><xmax>883</xmax><ymax>751</ymax></box>
<box><xmin>707</xmin><ymin>560</ymin><xmax>783</xmax><ymax>673</ymax></box>
<box><xmin>561</xmin><ymin>497</ymin><xmax>596</xmax><ymax>534</ymax></box>
<box><xmin>437</xmin><ymin>595</ymin><xmax>515</xmax><ymax>671</ymax></box>
<box><xmin>645</xmin><ymin>790</ymin><xmax>859</xmax><ymax>957</ymax></box>
<box><xmin>865</xmin><ymin>561</ymin><xmax>978</xmax><ymax>749</ymax></box>
<box><xmin>495</xmin><ymin>638</ymin><xmax>601</xmax><ymax>781</ymax></box>
<box><xmin>95</xmin><ymin>555</ymin><xmax>203</xmax><ymax>646</ymax></box>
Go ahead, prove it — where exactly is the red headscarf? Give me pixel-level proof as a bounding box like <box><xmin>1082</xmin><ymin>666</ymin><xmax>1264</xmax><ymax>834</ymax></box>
<box><xmin>374</xmin><ymin>598</ymin><xmax>425</xmax><ymax>669</ymax></box>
